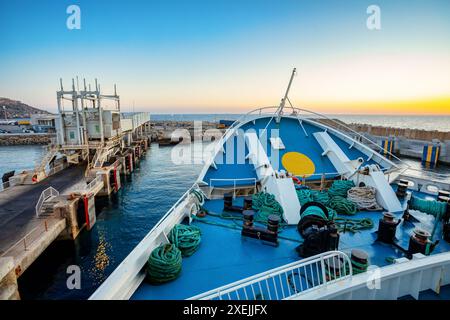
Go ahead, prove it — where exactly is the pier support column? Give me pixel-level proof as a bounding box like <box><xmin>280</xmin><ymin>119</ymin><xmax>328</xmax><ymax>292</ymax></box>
<box><xmin>0</xmin><ymin>257</ymin><xmax>20</xmax><ymax>300</ymax></box>
<box><xmin>56</xmin><ymin>196</ymin><xmax>85</xmax><ymax>240</ymax></box>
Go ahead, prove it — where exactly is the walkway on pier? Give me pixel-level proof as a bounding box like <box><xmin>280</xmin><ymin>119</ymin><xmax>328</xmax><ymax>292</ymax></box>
<box><xmin>0</xmin><ymin>164</ymin><xmax>87</xmax><ymax>266</ymax></box>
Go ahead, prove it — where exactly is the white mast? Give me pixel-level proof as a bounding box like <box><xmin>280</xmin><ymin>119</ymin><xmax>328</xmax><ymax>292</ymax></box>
<box><xmin>276</xmin><ymin>68</ymin><xmax>296</xmax><ymax>122</ymax></box>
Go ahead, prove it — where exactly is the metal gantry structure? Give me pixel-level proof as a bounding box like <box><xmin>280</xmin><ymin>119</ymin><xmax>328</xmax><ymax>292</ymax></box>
<box><xmin>56</xmin><ymin>78</ymin><xmax>121</xmax><ymax>148</ymax></box>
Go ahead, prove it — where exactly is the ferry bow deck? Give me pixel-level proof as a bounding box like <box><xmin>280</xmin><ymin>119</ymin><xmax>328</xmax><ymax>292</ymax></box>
<box><xmin>131</xmin><ymin>190</ymin><xmax>450</xmax><ymax>300</ymax></box>
<box><xmin>91</xmin><ymin>69</ymin><xmax>450</xmax><ymax>300</ymax></box>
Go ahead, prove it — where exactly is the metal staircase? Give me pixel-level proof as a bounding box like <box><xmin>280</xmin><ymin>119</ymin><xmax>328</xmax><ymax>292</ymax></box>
<box><xmin>35</xmin><ymin>187</ymin><xmax>60</xmax><ymax>218</ymax></box>
<box><xmin>34</xmin><ymin>147</ymin><xmax>59</xmax><ymax>176</ymax></box>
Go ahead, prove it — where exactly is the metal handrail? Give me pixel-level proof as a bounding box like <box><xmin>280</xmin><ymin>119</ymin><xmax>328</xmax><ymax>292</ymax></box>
<box><xmin>200</xmin><ymin>106</ymin><xmax>409</xmax><ymax>185</ymax></box>
<box><xmin>46</xmin><ymin>163</ymin><xmax>65</xmax><ymax>177</ymax></box>
<box><xmin>90</xmin><ymin>184</ymin><xmax>200</xmax><ymax>299</ymax></box>
<box><xmin>34</xmin><ymin>146</ymin><xmax>58</xmax><ymax>174</ymax></box>
<box><xmin>0</xmin><ymin>219</ymin><xmax>51</xmax><ymax>258</ymax></box>
<box><xmin>35</xmin><ymin>187</ymin><xmax>60</xmax><ymax>217</ymax></box>
<box><xmin>86</xmin><ymin>175</ymin><xmax>103</xmax><ymax>191</ymax></box>
<box><xmin>0</xmin><ymin>180</ymin><xmax>10</xmax><ymax>192</ymax></box>
<box><xmin>188</xmin><ymin>251</ymin><xmax>353</xmax><ymax>300</ymax></box>
<box><xmin>225</xmin><ymin>106</ymin><xmax>408</xmax><ymax>165</ymax></box>
<box><xmin>209</xmin><ymin>178</ymin><xmax>257</xmax><ymax>197</ymax></box>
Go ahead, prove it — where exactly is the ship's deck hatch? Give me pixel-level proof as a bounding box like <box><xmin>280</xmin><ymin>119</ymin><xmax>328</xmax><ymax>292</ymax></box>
<box><xmin>269</xmin><ymin>137</ymin><xmax>285</xmax><ymax>150</ymax></box>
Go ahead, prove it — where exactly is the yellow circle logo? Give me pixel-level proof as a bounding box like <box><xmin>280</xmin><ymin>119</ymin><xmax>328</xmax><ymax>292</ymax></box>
<box><xmin>281</xmin><ymin>152</ymin><xmax>316</xmax><ymax>177</ymax></box>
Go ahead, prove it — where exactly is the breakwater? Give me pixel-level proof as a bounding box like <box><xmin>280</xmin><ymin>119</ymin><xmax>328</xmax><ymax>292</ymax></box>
<box><xmin>0</xmin><ymin>134</ymin><xmax>55</xmax><ymax>146</ymax></box>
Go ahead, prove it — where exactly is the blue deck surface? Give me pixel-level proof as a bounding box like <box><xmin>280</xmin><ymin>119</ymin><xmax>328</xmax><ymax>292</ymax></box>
<box><xmin>131</xmin><ymin>190</ymin><xmax>450</xmax><ymax>300</ymax></box>
<box><xmin>131</xmin><ymin>116</ymin><xmax>447</xmax><ymax>300</ymax></box>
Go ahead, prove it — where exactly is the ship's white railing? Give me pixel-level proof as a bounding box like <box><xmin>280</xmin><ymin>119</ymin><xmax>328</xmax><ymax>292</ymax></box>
<box><xmin>209</xmin><ymin>178</ymin><xmax>257</xmax><ymax>196</ymax></box>
<box><xmin>198</xmin><ymin>105</ymin><xmax>408</xmax><ymax>186</ymax></box>
<box><xmin>223</xmin><ymin>106</ymin><xmax>407</xmax><ymax>168</ymax></box>
<box><xmin>90</xmin><ymin>184</ymin><xmax>200</xmax><ymax>300</ymax></box>
<box><xmin>291</xmin><ymin>252</ymin><xmax>450</xmax><ymax>300</ymax></box>
<box><xmin>35</xmin><ymin>187</ymin><xmax>59</xmax><ymax>217</ymax></box>
<box><xmin>188</xmin><ymin>251</ymin><xmax>353</xmax><ymax>300</ymax></box>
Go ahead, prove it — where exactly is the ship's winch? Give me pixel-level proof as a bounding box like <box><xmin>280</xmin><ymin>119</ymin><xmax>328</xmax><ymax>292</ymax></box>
<box><xmin>296</xmin><ymin>202</ymin><xmax>340</xmax><ymax>257</ymax></box>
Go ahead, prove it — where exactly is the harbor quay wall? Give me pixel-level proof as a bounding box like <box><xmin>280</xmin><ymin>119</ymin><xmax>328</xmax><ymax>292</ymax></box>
<box><xmin>150</xmin><ymin>120</ymin><xmax>225</xmax><ymax>142</ymax></box>
<box><xmin>342</xmin><ymin>124</ymin><xmax>450</xmax><ymax>164</ymax></box>
<box><xmin>347</xmin><ymin>124</ymin><xmax>450</xmax><ymax>142</ymax></box>
<box><xmin>0</xmin><ymin>134</ymin><xmax>55</xmax><ymax>146</ymax></box>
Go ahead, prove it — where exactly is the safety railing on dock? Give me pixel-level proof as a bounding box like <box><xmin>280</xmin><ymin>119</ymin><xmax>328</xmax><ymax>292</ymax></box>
<box><xmin>46</xmin><ymin>163</ymin><xmax>65</xmax><ymax>177</ymax></box>
<box><xmin>35</xmin><ymin>187</ymin><xmax>59</xmax><ymax>217</ymax></box>
<box><xmin>0</xmin><ymin>219</ymin><xmax>52</xmax><ymax>258</ymax></box>
<box><xmin>188</xmin><ymin>251</ymin><xmax>353</xmax><ymax>300</ymax></box>
<box><xmin>1</xmin><ymin>181</ymin><xmax>10</xmax><ymax>192</ymax></box>
<box><xmin>86</xmin><ymin>175</ymin><xmax>103</xmax><ymax>193</ymax></box>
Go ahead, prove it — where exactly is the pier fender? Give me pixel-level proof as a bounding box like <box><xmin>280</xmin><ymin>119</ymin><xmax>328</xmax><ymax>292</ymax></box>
<box><xmin>83</xmin><ymin>194</ymin><xmax>96</xmax><ymax>230</ymax></box>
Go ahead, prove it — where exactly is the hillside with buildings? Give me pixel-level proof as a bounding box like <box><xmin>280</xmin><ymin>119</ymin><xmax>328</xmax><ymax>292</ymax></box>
<box><xmin>0</xmin><ymin>97</ymin><xmax>51</xmax><ymax>119</ymax></box>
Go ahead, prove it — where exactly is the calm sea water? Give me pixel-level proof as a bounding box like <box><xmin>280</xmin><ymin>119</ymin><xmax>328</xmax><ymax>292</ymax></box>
<box><xmin>13</xmin><ymin>143</ymin><xmax>204</xmax><ymax>299</ymax></box>
<box><xmin>0</xmin><ymin>113</ymin><xmax>449</xmax><ymax>299</ymax></box>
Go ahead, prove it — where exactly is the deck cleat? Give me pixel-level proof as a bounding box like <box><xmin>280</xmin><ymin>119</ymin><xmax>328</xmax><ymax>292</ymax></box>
<box><xmin>377</xmin><ymin>212</ymin><xmax>402</xmax><ymax>244</ymax></box>
<box><xmin>241</xmin><ymin>211</ymin><xmax>279</xmax><ymax>246</ymax></box>
<box><xmin>408</xmin><ymin>228</ymin><xmax>439</xmax><ymax>256</ymax></box>
<box><xmin>396</xmin><ymin>181</ymin><xmax>409</xmax><ymax>198</ymax></box>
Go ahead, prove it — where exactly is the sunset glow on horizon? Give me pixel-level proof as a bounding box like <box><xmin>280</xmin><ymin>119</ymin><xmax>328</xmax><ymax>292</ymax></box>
<box><xmin>1</xmin><ymin>0</ymin><xmax>449</xmax><ymax>115</ymax></box>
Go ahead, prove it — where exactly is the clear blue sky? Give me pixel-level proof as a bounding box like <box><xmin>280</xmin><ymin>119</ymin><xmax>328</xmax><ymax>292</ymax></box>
<box><xmin>1</xmin><ymin>0</ymin><xmax>449</xmax><ymax>114</ymax></box>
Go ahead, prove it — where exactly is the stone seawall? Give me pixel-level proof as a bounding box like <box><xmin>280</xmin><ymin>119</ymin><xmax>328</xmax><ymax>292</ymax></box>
<box><xmin>0</xmin><ymin>134</ymin><xmax>55</xmax><ymax>146</ymax></box>
<box><xmin>347</xmin><ymin>124</ymin><xmax>450</xmax><ymax>142</ymax></box>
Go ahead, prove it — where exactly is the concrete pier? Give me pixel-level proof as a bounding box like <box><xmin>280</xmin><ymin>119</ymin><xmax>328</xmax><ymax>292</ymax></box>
<box><xmin>0</xmin><ymin>127</ymin><xmax>151</xmax><ymax>299</ymax></box>
<box><xmin>0</xmin><ymin>257</ymin><xmax>20</xmax><ymax>300</ymax></box>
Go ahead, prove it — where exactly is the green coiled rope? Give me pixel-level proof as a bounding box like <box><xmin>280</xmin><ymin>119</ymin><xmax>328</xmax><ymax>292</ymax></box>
<box><xmin>296</xmin><ymin>189</ymin><xmax>337</xmax><ymax>218</ymax></box>
<box><xmin>351</xmin><ymin>259</ymin><xmax>369</xmax><ymax>274</ymax></box>
<box><xmin>169</xmin><ymin>224</ymin><xmax>202</xmax><ymax>257</ymax></box>
<box><xmin>328</xmin><ymin>196</ymin><xmax>358</xmax><ymax>216</ymax></box>
<box><xmin>409</xmin><ymin>196</ymin><xmax>447</xmax><ymax>218</ymax></box>
<box><xmin>301</xmin><ymin>205</ymin><xmax>336</xmax><ymax>221</ymax></box>
<box><xmin>296</xmin><ymin>189</ymin><xmax>330</xmax><ymax>206</ymax></box>
<box><xmin>147</xmin><ymin>244</ymin><xmax>182</xmax><ymax>284</ymax></box>
<box><xmin>296</xmin><ymin>189</ymin><xmax>313</xmax><ymax>206</ymax></box>
<box><xmin>334</xmin><ymin>217</ymin><xmax>374</xmax><ymax>233</ymax></box>
<box><xmin>328</xmin><ymin>180</ymin><xmax>355</xmax><ymax>198</ymax></box>
<box><xmin>409</xmin><ymin>195</ymin><xmax>447</xmax><ymax>238</ymax></box>
<box><xmin>252</xmin><ymin>192</ymin><xmax>284</xmax><ymax>223</ymax></box>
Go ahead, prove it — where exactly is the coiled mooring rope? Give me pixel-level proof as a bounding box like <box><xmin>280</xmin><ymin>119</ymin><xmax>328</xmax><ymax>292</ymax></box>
<box><xmin>351</xmin><ymin>259</ymin><xmax>369</xmax><ymax>274</ymax></box>
<box><xmin>252</xmin><ymin>192</ymin><xmax>284</xmax><ymax>223</ymax></box>
<box><xmin>147</xmin><ymin>244</ymin><xmax>182</xmax><ymax>284</ymax></box>
<box><xmin>328</xmin><ymin>180</ymin><xmax>355</xmax><ymax>198</ymax></box>
<box><xmin>327</xmin><ymin>196</ymin><xmax>358</xmax><ymax>216</ymax></box>
<box><xmin>409</xmin><ymin>196</ymin><xmax>447</xmax><ymax>218</ymax></box>
<box><xmin>296</xmin><ymin>189</ymin><xmax>338</xmax><ymax>218</ymax></box>
<box><xmin>409</xmin><ymin>195</ymin><xmax>448</xmax><ymax>238</ymax></box>
<box><xmin>169</xmin><ymin>224</ymin><xmax>202</xmax><ymax>257</ymax></box>
<box><xmin>334</xmin><ymin>217</ymin><xmax>374</xmax><ymax>233</ymax></box>
<box><xmin>347</xmin><ymin>186</ymin><xmax>382</xmax><ymax>211</ymax></box>
<box><xmin>301</xmin><ymin>204</ymin><xmax>336</xmax><ymax>221</ymax></box>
